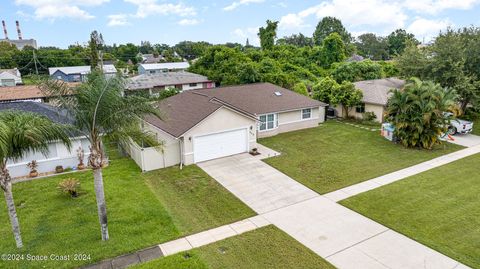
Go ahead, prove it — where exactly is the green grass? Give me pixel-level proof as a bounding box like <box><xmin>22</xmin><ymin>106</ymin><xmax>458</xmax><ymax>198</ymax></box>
<box><xmin>0</xmin><ymin>156</ymin><xmax>253</xmax><ymax>269</ymax></box>
<box><xmin>132</xmin><ymin>225</ymin><xmax>335</xmax><ymax>269</ymax></box>
<box><xmin>143</xmin><ymin>165</ymin><xmax>255</xmax><ymax>235</ymax></box>
<box><xmin>472</xmin><ymin>118</ymin><xmax>480</xmax><ymax>135</ymax></box>
<box><xmin>341</xmin><ymin>153</ymin><xmax>480</xmax><ymax>269</ymax></box>
<box><xmin>260</xmin><ymin>121</ymin><xmax>463</xmax><ymax>194</ymax></box>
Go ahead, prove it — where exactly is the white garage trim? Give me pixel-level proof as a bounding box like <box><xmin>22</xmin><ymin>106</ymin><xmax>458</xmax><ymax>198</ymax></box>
<box><xmin>193</xmin><ymin>127</ymin><xmax>249</xmax><ymax>163</ymax></box>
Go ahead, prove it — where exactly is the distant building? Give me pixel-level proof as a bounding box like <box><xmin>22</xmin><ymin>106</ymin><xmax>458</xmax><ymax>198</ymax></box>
<box><xmin>138</xmin><ymin>53</ymin><xmax>165</xmax><ymax>64</ymax></box>
<box><xmin>0</xmin><ymin>83</ymin><xmax>77</xmax><ymax>103</ymax></box>
<box><xmin>1</xmin><ymin>20</ymin><xmax>37</xmax><ymax>49</ymax></box>
<box><xmin>0</xmin><ymin>68</ymin><xmax>22</xmax><ymax>86</ymax></box>
<box><xmin>346</xmin><ymin>54</ymin><xmax>365</xmax><ymax>62</ymax></box>
<box><xmin>126</xmin><ymin>71</ymin><xmax>214</xmax><ymax>96</ymax></box>
<box><xmin>138</xmin><ymin>62</ymin><xmax>190</xmax><ymax>75</ymax></box>
<box><xmin>48</xmin><ymin>65</ymin><xmax>117</xmax><ymax>82</ymax></box>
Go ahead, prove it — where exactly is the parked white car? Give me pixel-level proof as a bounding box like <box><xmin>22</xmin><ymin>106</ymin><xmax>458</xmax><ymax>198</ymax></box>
<box><xmin>445</xmin><ymin>113</ymin><xmax>474</xmax><ymax>134</ymax></box>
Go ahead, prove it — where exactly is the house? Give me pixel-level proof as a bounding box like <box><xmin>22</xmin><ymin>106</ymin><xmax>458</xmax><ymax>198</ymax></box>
<box><xmin>126</xmin><ymin>71</ymin><xmax>214</xmax><ymax>95</ymax></box>
<box><xmin>128</xmin><ymin>83</ymin><xmax>326</xmax><ymax>171</ymax></box>
<box><xmin>0</xmin><ymin>39</ymin><xmax>37</xmax><ymax>49</ymax></box>
<box><xmin>0</xmin><ymin>68</ymin><xmax>22</xmax><ymax>86</ymax></box>
<box><xmin>138</xmin><ymin>62</ymin><xmax>190</xmax><ymax>75</ymax></box>
<box><xmin>335</xmin><ymin>78</ymin><xmax>405</xmax><ymax>122</ymax></box>
<box><xmin>0</xmin><ymin>84</ymin><xmax>77</xmax><ymax>103</ymax></box>
<box><xmin>0</xmin><ymin>102</ymin><xmax>90</xmax><ymax>178</ymax></box>
<box><xmin>138</xmin><ymin>53</ymin><xmax>165</xmax><ymax>64</ymax></box>
<box><xmin>346</xmin><ymin>54</ymin><xmax>365</xmax><ymax>62</ymax></box>
<box><xmin>48</xmin><ymin>65</ymin><xmax>117</xmax><ymax>82</ymax></box>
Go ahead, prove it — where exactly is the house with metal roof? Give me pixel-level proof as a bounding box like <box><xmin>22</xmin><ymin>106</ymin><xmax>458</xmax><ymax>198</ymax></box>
<box><xmin>138</xmin><ymin>62</ymin><xmax>190</xmax><ymax>75</ymax></box>
<box><xmin>126</xmin><ymin>71</ymin><xmax>214</xmax><ymax>95</ymax></box>
<box><xmin>48</xmin><ymin>65</ymin><xmax>117</xmax><ymax>82</ymax></box>
<box><xmin>128</xmin><ymin>82</ymin><xmax>327</xmax><ymax>171</ymax></box>
<box><xmin>0</xmin><ymin>102</ymin><xmax>90</xmax><ymax>178</ymax></box>
<box><xmin>0</xmin><ymin>68</ymin><xmax>22</xmax><ymax>86</ymax></box>
<box><xmin>335</xmin><ymin>78</ymin><xmax>405</xmax><ymax>122</ymax></box>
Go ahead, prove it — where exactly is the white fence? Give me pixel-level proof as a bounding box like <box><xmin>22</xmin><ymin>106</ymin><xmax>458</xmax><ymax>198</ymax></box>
<box><xmin>127</xmin><ymin>139</ymin><xmax>180</xmax><ymax>172</ymax></box>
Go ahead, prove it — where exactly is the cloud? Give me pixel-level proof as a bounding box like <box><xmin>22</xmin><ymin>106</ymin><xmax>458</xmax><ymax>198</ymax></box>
<box><xmin>279</xmin><ymin>0</ymin><xmax>407</xmax><ymax>32</ymax></box>
<box><xmin>232</xmin><ymin>27</ymin><xmax>259</xmax><ymax>45</ymax></box>
<box><xmin>224</xmin><ymin>0</ymin><xmax>264</xmax><ymax>11</ymax></box>
<box><xmin>178</xmin><ymin>19</ymin><xmax>201</xmax><ymax>26</ymax></box>
<box><xmin>407</xmin><ymin>17</ymin><xmax>452</xmax><ymax>41</ymax></box>
<box><xmin>107</xmin><ymin>14</ymin><xmax>130</xmax><ymax>27</ymax></box>
<box><xmin>124</xmin><ymin>0</ymin><xmax>196</xmax><ymax>18</ymax></box>
<box><xmin>15</xmin><ymin>0</ymin><xmax>108</xmax><ymax>20</ymax></box>
<box><xmin>403</xmin><ymin>0</ymin><xmax>480</xmax><ymax>14</ymax></box>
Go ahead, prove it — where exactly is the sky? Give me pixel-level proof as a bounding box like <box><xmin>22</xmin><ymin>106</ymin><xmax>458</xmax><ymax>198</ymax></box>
<box><xmin>1</xmin><ymin>0</ymin><xmax>480</xmax><ymax>48</ymax></box>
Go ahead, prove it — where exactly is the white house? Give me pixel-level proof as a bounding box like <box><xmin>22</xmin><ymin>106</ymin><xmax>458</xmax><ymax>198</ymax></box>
<box><xmin>128</xmin><ymin>83</ymin><xmax>327</xmax><ymax>171</ymax></box>
<box><xmin>0</xmin><ymin>102</ymin><xmax>91</xmax><ymax>178</ymax></box>
<box><xmin>138</xmin><ymin>62</ymin><xmax>190</xmax><ymax>75</ymax></box>
<box><xmin>0</xmin><ymin>68</ymin><xmax>22</xmax><ymax>86</ymax></box>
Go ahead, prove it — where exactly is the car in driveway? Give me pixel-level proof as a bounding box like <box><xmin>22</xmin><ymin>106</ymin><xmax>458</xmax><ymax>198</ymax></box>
<box><xmin>448</xmin><ymin>116</ymin><xmax>474</xmax><ymax>134</ymax></box>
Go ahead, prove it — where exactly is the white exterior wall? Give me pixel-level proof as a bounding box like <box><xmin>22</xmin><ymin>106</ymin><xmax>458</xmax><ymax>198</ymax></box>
<box><xmin>182</xmin><ymin>107</ymin><xmax>257</xmax><ymax>165</ymax></box>
<box><xmin>7</xmin><ymin>137</ymin><xmax>91</xmax><ymax>178</ymax></box>
<box><xmin>181</xmin><ymin>83</ymin><xmax>206</xmax><ymax>91</ymax></box>
<box><xmin>0</xmin><ymin>72</ymin><xmax>22</xmax><ymax>86</ymax></box>
<box><xmin>258</xmin><ymin>107</ymin><xmax>324</xmax><ymax>138</ymax></box>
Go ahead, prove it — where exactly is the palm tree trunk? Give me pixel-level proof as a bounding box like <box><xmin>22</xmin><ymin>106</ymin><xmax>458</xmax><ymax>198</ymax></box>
<box><xmin>0</xmin><ymin>164</ymin><xmax>23</xmax><ymax>248</ymax></box>
<box><xmin>93</xmin><ymin>167</ymin><xmax>109</xmax><ymax>241</ymax></box>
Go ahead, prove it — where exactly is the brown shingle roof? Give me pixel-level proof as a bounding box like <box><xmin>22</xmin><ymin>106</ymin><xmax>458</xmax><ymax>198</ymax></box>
<box><xmin>354</xmin><ymin>78</ymin><xmax>405</xmax><ymax>106</ymax></box>
<box><xmin>145</xmin><ymin>83</ymin><xmax>326</xmax><ymax>137</ymax></box>
<box><xmin>0</xmin><ymin>84</ymin><xmax>78</xmax><ymax>102</ymax></box>
<box><xmin>195</xmin><ymin>83</ymin><xmax>326</xmax><ymax>114</ymax></box>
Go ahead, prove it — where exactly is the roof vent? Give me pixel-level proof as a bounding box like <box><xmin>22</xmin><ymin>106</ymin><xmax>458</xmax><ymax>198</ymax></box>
<box><xmin>274</xmin><ymin>91</ymin><xmax>282</xmax><ymax>96</ymax></box>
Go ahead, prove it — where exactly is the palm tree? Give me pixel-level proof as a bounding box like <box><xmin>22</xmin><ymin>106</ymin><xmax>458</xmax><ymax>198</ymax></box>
<box><xmin>0</xmin><ymin>111</ymin><xmax>72</xmax><ymax>248</ymax></box>
<box><xmin>386</xmin><ymin>78</ymin><xmax>458</xmax><ymax>149</ymax></box>
<box><xmin>41</xmin><ymin>72</ymin><xmax>160</xmax><ymax>241</ymax></box>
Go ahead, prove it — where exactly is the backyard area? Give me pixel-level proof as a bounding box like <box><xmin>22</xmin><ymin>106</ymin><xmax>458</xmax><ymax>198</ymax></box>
<box><xmin>0</xmin><ymin>154</ymin><xmax>254</xmax><ymax>268</ymax></box>
<box><xmin>132</xmin><ymin>225</ymin><xmax>335</xmax><ymax>269</ymax></box>
<box><xmin>341</xmin><ymin>153</ymin><xmax>480</xmax><ymax>269</ymax></box>
<box><xmin>260</xmin><ymin>120</ymin><xmax>463</xmax><ymax>194</ymax></box>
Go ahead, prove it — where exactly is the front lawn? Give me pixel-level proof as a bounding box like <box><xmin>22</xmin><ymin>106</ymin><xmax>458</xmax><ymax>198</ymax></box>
<box><xmin>132</xmin><ymin>225</ymin><xmax>335</xmax><ymax>269</ymax></box>
<box><xmin>341</xmin><ymin>153</ymin><xmax>480</xmax><ymax>269</ymax></box>
<box><xmin>260</xmin><ymin>121</ymin><xmax>463</xmax><ymax>194</ymax></box>
<box><xmin>473</xmin><ymin>118</ymin><xmax>480</xmax><ymax>135</ymax></box>
<box><xmin>0</xmin><ymin>156</ymin><xmax>254</xmax><ymax>268</ymax></box>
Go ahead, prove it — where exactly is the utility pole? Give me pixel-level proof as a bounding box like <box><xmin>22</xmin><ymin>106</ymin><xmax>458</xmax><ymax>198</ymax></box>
<box><xmin>33</xmin><ymin>50</ymin><xmax>39</xmax><ymax>75</ymax></box>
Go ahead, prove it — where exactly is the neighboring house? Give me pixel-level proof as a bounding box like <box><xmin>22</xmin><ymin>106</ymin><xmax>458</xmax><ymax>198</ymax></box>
<box><xmin>346</xmin><ymin>54</ymin><xmax>365</xmax><ymax>62</ymax></box>
<box><xmin>0</xmin><ymin>84</ymin><xmax>77</xmax><ymax>103</ymax></box>
<box><xmin>129</xmin><ymin>83</ymin><xmax>326</xmax><ymax>171</ymax></box>
<box><xmin>138</xmin><ymin>53</ymin><xmax>165</xmax><ymax>64</ymax></box>
<box><xmin>335</xmin><ymin>78</ymin><xmax>405</xmax><ymax>122</ymax></box>
<box><xmin>126</xmin><ymin>71</ymin><xmax>214</xmax><ymax>95</ymax></box>
<box><xmin>0</xmin><ymin>102</ymin><xmax>90</xmax><ymax>178</ymax></box>
<box><xmin>138</xmin><ymin>62</ymin><xmax>190</xmax><ymax>75</ymax></box>
<box><xmin>48</xmin><ymin>65</ymin><xmax>117</xmax><ymax>82</ymax></box>
<box><xmin>0</xmin><ymin>68</ymin><xmax>22</xmax><ymax>86</ymax></box>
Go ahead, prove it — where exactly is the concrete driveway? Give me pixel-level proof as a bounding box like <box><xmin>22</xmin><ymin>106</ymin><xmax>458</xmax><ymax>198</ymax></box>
<box><xmin>198</xmin><ymin>154</ymin><xmax>317</xmax><ymax>214</ymax></box>
<box><xmin>448</xmin><ymin>133</ymin><xmax>480</xmax><ymax>147</ymax></box>
<box><xmin>199</xmin><ymin>153</ymin><xmax>470</xmax><ymax>269</ymax></box>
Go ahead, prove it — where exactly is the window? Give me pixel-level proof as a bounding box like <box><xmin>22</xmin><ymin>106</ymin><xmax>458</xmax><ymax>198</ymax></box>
<box><xmin>302</xmin><ymin>108</ymin><xmax>312</xmax><ymax>119</ymax></box>
<box><xmin>356</xmin><ymin>103</ymin><xmax>366</xmax><ymax>113</ymax></box>
<box><xmin>259</xmin><ymin>113</ymin><xmax>277</xmax><ymax>131</ymax></box>
<box><xmin>189</xmin><ymin>83</ymin><xmax>198</xmax><ymax>87</ymax></box>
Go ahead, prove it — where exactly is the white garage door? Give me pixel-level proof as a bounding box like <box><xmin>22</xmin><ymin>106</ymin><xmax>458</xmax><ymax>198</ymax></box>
<box><xmin>193</xmin><ymin>128</ymin><xmax>248</xmax><ymax>163</ymax></box>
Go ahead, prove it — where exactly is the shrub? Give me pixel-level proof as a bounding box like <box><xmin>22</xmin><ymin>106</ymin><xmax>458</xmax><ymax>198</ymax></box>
<box><xmin>362</xmin><ymin>111</ymin><xmax>377</xmax><ymax>122</ymax></box>
<box><xmin>58</xmin><ymin>178</ymin><xmax>81</xmax><ymax>198</ymax></box>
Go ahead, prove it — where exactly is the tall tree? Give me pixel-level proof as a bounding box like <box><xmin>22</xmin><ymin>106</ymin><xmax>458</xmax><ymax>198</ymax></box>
<box><xmin>387</xmin><ymin>29</ymin><xmax>418</xmax><ymax>56</ymax></box>
<box><xmin>320</xmin><ymin>33</ymin><xmax>346</xmax><ymax>68</ymax></box>
<box><xmin>0</xmin><ymin>111</ymin><xmax>71</xmax><ymax>248</ymax></box>
<box><xmin>395</xmin><ymin>42</ymin><xmax>431</xmax><ymax>80</ymax></box>
<box><xmin>355</xmin><ymin>33</ymin><xmax>389</xmax><ymax>60</ymax></box>
<box><xmin>258</xmin><ymin>20</ymin><xmax>279</xmax><ymax>50</ymax></box>
<box><xmin>89</xmin><ymin>31</ymin><xmax>104</xmax><ymax>70</ymax></box>
<box><xmin>386</xmin><ymin>78</ymin><xmax>458</xmax><ymax>149</ymax></box>
<box><xmin>337</xmin><ymin>81</ymin><xmax>363</xmax><ymax>118</ymax></box>
<box><xmin>41</xmin><ymin>72</ymin><xmax>161</xmax><ymax>241</ymax></box>
<box><xmin>277</xmin><ymin>33</ymin><xmax>313</xmax><ymax>47</ymax></box>
<box><xmin>313</xmin><ymin>17</ymin><xmax>351</xmax><ymax>46</ymax></box>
